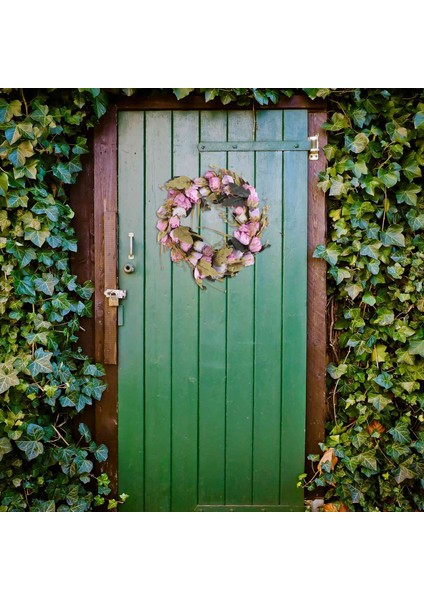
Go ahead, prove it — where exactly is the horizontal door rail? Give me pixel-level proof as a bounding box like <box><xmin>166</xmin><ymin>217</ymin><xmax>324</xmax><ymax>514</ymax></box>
<box><xmin>198</xmin><ymin>140</ymin><xmax>311</xmax><ymax>152</ymax></box>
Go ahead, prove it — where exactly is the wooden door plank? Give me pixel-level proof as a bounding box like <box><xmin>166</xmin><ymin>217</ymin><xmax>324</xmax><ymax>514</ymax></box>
<box><xmin>171</xmin><ymin>111</ymin><xmax>200</xmax><ymax>511</ymax></box>
<box><xmin>280</xmin><ymin>110</ymin><xmax>308</xmax><ymax>507</ymax></box>
<box><xmin>144</xmin><ymin>111</ymin><xmax>173</xmax><ymax>511</ymax></box>
<box><xmin>198</xmin><ymin>111</ymin><xmax>227</xmax><ymax>505</ymax></box>
<box><xmin>252</xmin><ymin>110</ymin><xmax>284</xmax><ymax>504</ymax></box>
<box><xmin>117</xmin><ymin>111</ymin><xmax>145</xmax><ymax>511</ymax></box>
<box><xmin>225</xmin><ymin>111</ymin><xmax>255</xmax><ymax>505</ymax></box>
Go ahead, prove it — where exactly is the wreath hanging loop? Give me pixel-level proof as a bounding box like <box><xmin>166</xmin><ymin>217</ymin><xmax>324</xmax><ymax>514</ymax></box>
<box><xmin>156</xmin><ymin>168</ymin><xmax>269</xmax><ymax>289</ymax></box>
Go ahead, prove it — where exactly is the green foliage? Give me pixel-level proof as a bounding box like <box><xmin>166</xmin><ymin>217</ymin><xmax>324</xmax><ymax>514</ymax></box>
<box><xmin>302</xmin><ymin>88</ymin><xmax>424</xmax><ymax>512</ymax></box>
<box><xmin>0</xmin><ymin>88</ymin><xmax>123</xmax><ymax>511</ymax></box>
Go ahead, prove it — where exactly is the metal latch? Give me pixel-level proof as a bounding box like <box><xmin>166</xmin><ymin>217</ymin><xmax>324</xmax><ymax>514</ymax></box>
<box><xmin>104</xmin><ymin>288</ymin><xmax>127</xmax><ymax>307</ymax></box>
<box><xmin>308</xmin><ymin>135</ymin><xmax>319</xmax><ymax>161</ymax></box>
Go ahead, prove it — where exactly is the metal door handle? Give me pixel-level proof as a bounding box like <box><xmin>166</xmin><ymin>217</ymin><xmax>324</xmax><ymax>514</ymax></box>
<box><xmin>128</xmin><ymin>232</ymin><xmax>134</xmax><ymax>259</ymax></box>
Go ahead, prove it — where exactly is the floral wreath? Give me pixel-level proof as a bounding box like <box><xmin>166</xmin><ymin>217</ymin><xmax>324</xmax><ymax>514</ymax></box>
<box><xmin>156</xmin><ymin>168</ymin><xmax>269</xmax><ymax>289</ymax></box>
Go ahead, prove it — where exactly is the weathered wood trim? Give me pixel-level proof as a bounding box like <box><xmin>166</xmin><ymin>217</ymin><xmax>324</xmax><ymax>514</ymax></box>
<box><xmin>117</xmin><ymin>93</ymin><xmax>326</xmax><ymax>112</ymax></box>
<box><xmin>93</xmin><ymin>105</ymin><xmax>119</xmax><ymax>497</ymax></box>
<box><xmin>306</xmin><ymin>111</ymin><xmax>327</xmax><ymax>491</ymax></box>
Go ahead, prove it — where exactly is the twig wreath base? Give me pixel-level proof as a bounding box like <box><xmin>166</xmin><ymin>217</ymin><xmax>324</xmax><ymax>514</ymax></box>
<box><xmin>156</xmin><ymin>168</ymin><xmax>269</xmax><ymax>289</ymax></box>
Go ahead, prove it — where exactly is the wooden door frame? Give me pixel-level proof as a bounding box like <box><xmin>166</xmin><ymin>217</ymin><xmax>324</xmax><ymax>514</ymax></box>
<box><xmin>70</xmin><ymin>94</ymin><xmax>327</xmax><ymax>499</ymax></box>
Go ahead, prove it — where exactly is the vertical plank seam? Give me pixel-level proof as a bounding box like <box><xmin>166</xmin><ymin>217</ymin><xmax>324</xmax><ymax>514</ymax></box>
<box><xmin>223</xmin><ymin>111</ymin><xmax>229</xmax><ymax>505</ymax></box>
<box><xmin>143</xmin><ymin>111</ymin><xmax>147</xmax><ymax>511</ymax></box>
<box><xmin>170</xmin><ymin>111</ymin><xmax>174</xmax><ymax>510</ymax></box>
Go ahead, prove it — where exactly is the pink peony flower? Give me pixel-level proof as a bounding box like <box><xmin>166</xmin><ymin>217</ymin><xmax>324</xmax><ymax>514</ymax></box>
<box><xmin>199</xmin><ymin>187</ymin><xmax>210</xmax><ymax>197</ymax></box>
<box><xmin>242</xmin><ymin>252</ymin><xmax>255</xmax><ymax>266</ymax></box>
<box><xmin>213</xmin><ymin>263</ymin><xmax>227</xmax><ymax>274</ymax></box>
<box><xmin>169</xmin><ymin>216</ymin><xmax>180</xmax><ymax>229</ymax></box>
<box><xmin>156</xmin><ymin>219</ymin><xmax>168</xmax><ymax>232</ymax></box>
<box><xmin>157</xmin><ymin>206</ymin><xmax>168</xmax><ymax>218</ymax></box>
<box><xmin>234</xmin><ymin>224</ymin><xmax>251</xmax><ymax>246</ymax></box>
<box><xmin>186</xmin><ymin>186</ymin><xmax>200</xmax><ymax>203</ymax></box>
<box><xmin>249</xmin><ymin>237</ymin><xmax>262</xmax><ymax>253</ymax></box>
<box><xmin>188</xmin><ymin>251</ymin><xmax>203</xmax><ymax>266</ymax></box>
<box><xmin>249</xmin><ymin>208</ymin><xmax>260</xmax><ymax>221</ymax></box>
<box><xmin>174</xmin><ymin>193</ymin><xmax>192</xmax><ymax>210</ymax></box>
<box><xmin>204</xmin><ymin>170</ymin><xmax>216</xmax><ymax>180</ymax></box>
<box><xmin>194</xmin><ymin>267</ymin><xmax>205</xmax><ymax>280</ymax></box>
<box><xmin>222</xmin><ymin>174</ymin><xmax>234</xmax><ymax>185</ymax></box>
<box><xmin>160</xmin><ymin>235</ymin><xmax>170</xmax><ymax>246</ymax></box>
<box><xmin>180</xmin><ymin>241</ymin><xmax>192</xmax><ymax>252</ymax></box>
<box><xmin>209</xmin><ymin>177</ymin><xmax>221</xmax><ymax>192</ymax></box>
<box><xmin>248</xmin><ymin>221</ymin><xmax>260</xmax><ymax>236</ymax></box>
<box><xmin>173</xmin><ymin>206</ymin><xmax>187</xmax><ymax>218</ymax></box>
<box><xmin>247</xmin><ymin>193</ymin><xmax>259</xmax><ymax>208</ymax></box>
<box><xmin>227</xmin><ymin>250</ymin><xmax>243</xmax><ymax>262</ymax></box>
<box><xmin>233</xmin><ymin>206</ymin><xmax>248</xmax><ymax>224</ymax></box>
<box><xmin>202</xmin><ymin>245</ymin><xmax>213</xmax><ymax>257</ymax></box>
<box><xmin>193</xmin><ymin>240</ymin><xmax>206</xmax><ymax>252</ymax></box>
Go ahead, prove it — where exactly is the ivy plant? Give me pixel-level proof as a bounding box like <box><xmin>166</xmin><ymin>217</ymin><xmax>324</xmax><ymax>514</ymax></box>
<box><xmin>301</xmin><ymin>88</ymin><xmax>424</xmax><ymax>511</ymax></box>
<box><xmin>0</xmin><ymin>88</ymin><xmax>127</xmax><ymax>511</ymax></box>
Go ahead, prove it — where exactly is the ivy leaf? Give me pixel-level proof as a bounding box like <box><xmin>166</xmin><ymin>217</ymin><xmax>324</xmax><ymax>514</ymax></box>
<box><xmin>408</xmin><ymin>340</ymin><xmax>424</xmax><ymax>357</ymax></box>
<box><xmin>0</xmin><ymin>98</ymin><xmax>21</xmax><ymax>123</ymax></box>
<box><xmin>83</xmin><ymin>363</ymin><xmax>106</xmax><ymax>377</ymax></box>
<box><xmin>402</xmin><ymin>154</ymin><xmax>421</xmax><ymax>181</ymax></box>
<box><xmin>407</xmin><ymin>210</ymin><xmax>424</xmax><ymax>231</ymax></box>
<box><xmin>413</xmin><ymin>111</ymin><xmax>424</xmax><ymax>128</ymax></box>
<box><xmin>16</xmin><ymin>440</ymin><xmax>44</xmax><ymax>460</ymax></box>
<box><xmin>388</xmin><ymin>422</ymin><xmax>411</xmax><ymax>444</ymax></box>
<box><xmin>312</xmin><ymin>243</ymin><xmax>341</xmax><ymax>266</ymax></box>
<box><xmin>396</xmin><ymin>184</ymin><xmax>421</xmax><ymax>206</ymax></box>
<box><xmin>380</xmin><ymin>225</ymin><xmax>405</xmax><ymax>247</ymax></box>
<box><xmin>0</xmin><ymin>437</ymin><xmax>13</xmax><ymax>461</ymax></box>
<box><xmin>173</xmin><ymin>88</ymin><xmax>194</xmax><ymax>100</ymax></box>
<box><xmin>52</xmin><ymin>162</ymin><xmax>72</xmax><ymax>184</ymax></box>
<box><xmin>345</xmin><ymin>283</ymin><xmax>363</xmax><ymax>300</ymax></box>
<box><xmin>358</xmin><ymin>451</ymin><xmax>378</xmax><ymax>472</ymax></box>
<box><xmin>327</xmin><ymin>363</ymin><xmax>348</xmax><ymax>379</ymax></box>
<box><xmin>373</xmin><ymin>372</ymin><xmax>393</xmax><ymax>390</ymax></box>
<box><xmin>392</xmin><ymin>458</ymin><xmax>415</xmax><ymax>484</ymax></box>
<box><xmin>94</xmin><ymin>444</ymin><xmax>108</xmax><ymax>462</ymax></box>
<box><xmin>345</xmin><ymin>133</ymin><xmax>369</xmax><ymax>154</ymax></box>
<box><xmin>329</xmin><ymin>175</ymin><xmax>349</xmax><ymax>197</ymax></box>
<box><xmin>368</xmin><ymin>393</ymin><xmax>392</xmax><ymax>412</ymax></box>
<box><xmin>27</xmin><ymin>424</ymin><xmax>44</xmax><ymax>441</ymax></box>
<box><xmin>34</xmin><ymin>273</ymin><xmax>59</xmax><ymax>296</ymax></box>
<box><xmin>8</xmin><ymin>141</ymin><xmax>34</xmax><ymax>167</ymax></box>
<box><xmin>24</xmin><ymin>228</ymin><xmax>51</xmax><ymax>248</ymax></box>
<box><xmin>14</xmin><ymin>274</ymin><xmax>35</xmax><ymax>298</ymax></box>
<box><xmin>78</xmin><ymin>423</ymin><xmax>92</xmax><ymax>442</ymax></box>
<box><xmin>28</xmin><ymin>349</ymin><xmax>53</xmax><ymax>377</ymax></box>
<box><xmin>346</xmin><ymin>484</ymin><xmax>364</xmax><ymax>504</ymax></box>
<box><xmin>0</xmin><ymin>172</ymin><xmax>8</xmax><ymax>196</ymax></box>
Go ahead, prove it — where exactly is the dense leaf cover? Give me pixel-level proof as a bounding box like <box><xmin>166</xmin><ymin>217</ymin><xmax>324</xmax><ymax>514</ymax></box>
<box><xmin>307</xmin><ymin>88</ymin><xmax>424</xmax><ymax>511</ymax></box>
<box><xmin>1</xmin><ymin>87</ymin><xmax>423</xmax><ymax>511</ymax></box>
<box><xmin>0</xmin><ymin>88</ymin><xmax>122</xmax><ymax>511</ymax></box>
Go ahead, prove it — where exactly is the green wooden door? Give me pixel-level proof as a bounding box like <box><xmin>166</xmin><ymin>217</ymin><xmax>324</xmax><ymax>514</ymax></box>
<box><xmin>117</xmin><ymin>109</ymin><xmax>308</xmax><ymax>511</ymax></box>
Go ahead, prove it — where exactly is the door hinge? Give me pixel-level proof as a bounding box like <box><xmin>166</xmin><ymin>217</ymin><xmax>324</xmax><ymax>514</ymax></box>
<box><xmin>308</xmin><ymin>134</ymin><xmax>319</xmax><ymax>161</ymax></box>
<box><xmin>104</xmin><ymin>288</ymin><xmax>127</xmax><ymax>307</ymax></box>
